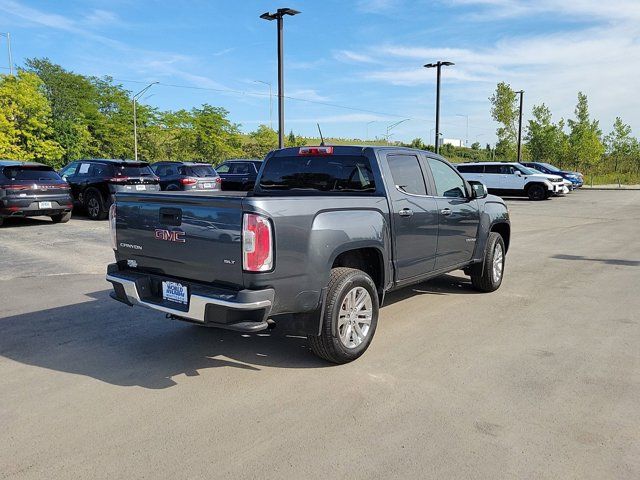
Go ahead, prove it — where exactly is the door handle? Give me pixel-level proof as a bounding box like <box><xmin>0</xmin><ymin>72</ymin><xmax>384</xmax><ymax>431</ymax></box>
<box><xmin>398</xmin><ymin>208</ymin><xmax>414</xmax><ymax>217</ymax></box>
<box><xmin>440</xmin><ymin>208</ymin><xmax>452</xmax><ymax>216</ymax></box>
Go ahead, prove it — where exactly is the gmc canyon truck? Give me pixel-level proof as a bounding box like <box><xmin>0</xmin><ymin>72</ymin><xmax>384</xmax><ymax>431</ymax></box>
<box><xmin>107</xmin><ymin>146</ymin><xmax>510</xmax><ymax>363</ymax></box>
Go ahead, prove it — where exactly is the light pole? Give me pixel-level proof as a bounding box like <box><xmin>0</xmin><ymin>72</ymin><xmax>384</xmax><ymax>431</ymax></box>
<box><xmin>0</xmin><ymin>32</ymin><xmax>13</xmax><ymax>75</ymax></box>
<box><xmin>516</xmin><ymin>90</ymin><xmax>524</xmax><ymax>163</ymax></box>
<box><xmin>133</xmin><ymin>81</ymin><xmax>158</xmax><ymax>161</ymax></box>
<box><xmin>424</xmin><ymin>61</ymin><xmax>454</xmax><ymax>154</ymax></box>
<box><xmin>254</xmin><ymin>80</ymin><xmax>273</xmax><ymax>130</ymax></box>
<box><xmin>456</xmin><ymin>114</ymin><xmax>469</xmax><ymax>147</ymax></box>
<box><xmin>260</xmin><ymin>8</ymin><xmax>301</xmax><ymax>149</ymax></box>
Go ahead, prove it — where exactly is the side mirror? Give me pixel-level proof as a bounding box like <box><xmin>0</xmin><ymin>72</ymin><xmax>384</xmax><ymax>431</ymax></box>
<box><xmin>514</xmin><ymin>170</ymin><xmax>522</xmax><ymax>176</ymax></box>
<box><xmin>468</xmin><ymin>180</ymin><xmax>488</xmax><ymax>199</ymax></box>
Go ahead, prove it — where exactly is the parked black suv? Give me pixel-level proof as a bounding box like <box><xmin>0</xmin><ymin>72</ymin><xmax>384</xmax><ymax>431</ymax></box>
<box><xmin>0</xmin><ymin>160</ymin><xmax>73</xmax><ymax>226</ymax></box>
<box><xmin>215</xmin><ymin>159</ymin><xmax>262</xmax><ymax>191</ymax></box>
<box><xmin>151</xmin><ymin>161</ymin><xmax>221</xmax><ymax>191</ymax></box>
<box><xmin>59</xmin><ymin>159</ymin><xmax>160</xmax><ymax>220</ymax></box>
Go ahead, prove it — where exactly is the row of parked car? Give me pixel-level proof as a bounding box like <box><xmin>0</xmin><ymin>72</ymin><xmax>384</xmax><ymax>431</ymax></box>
<box><xmin>0</xmin><ymin>153</ymin><xmax>583</xmax><ymax>227</ymax></box>
<box><xmin>0</xmin><ymin>158</ymin><xmax>261</xmax><ymax>225</ymax></box>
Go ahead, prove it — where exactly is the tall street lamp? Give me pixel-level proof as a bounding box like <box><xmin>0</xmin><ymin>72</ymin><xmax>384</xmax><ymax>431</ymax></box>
<box><xmin>133</xmin><ymin>81</ymin><xmax>158</xmax><ymax>161</ymax></box>
<box><xmin>0</xmin><ymin>32</ymin><xmax>14</xmax><ymax>75</ymax></box>
<box><xmin>260</xmin><ymin>8</ymin><xmax>301</xmax><ymax>149</ymax></box>
<box><xmin>424</xmin><ymin>61</ymin><xmax>454</xmax><ymax>154</ymax></box>
<box><xmin>385</xmin><ymin>119</ymin><xmax>410</xmax><ymax>143</ymax></box>
<box><xmin>516</xmin><ymin>90</ymin><xmax>524</xmax><ymax>163</ymax></box>
<box><xmin>254</xmin><ymin>80</ymin><xmax>273</xmax><ymax>130</ymax></box>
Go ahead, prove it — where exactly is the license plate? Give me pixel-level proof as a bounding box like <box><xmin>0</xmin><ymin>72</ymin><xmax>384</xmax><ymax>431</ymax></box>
<box><xmin>135</xmin><ymin>185</ymin><xmax>146</xmax><ymax>191</ymax></box>
<box><xmin>39</xmin><ymin>201</ymin><xmax>52</xmax><ymax>209</ymax></box>
<box><xmin>162</xmin><ymin>281</ymin><xmax>188</xmax><ymax>304</ymax></box>
<box><xmin>202</xmin><ymin>183</ymin><xmax>212</xmax><ymax>189</ymax></box>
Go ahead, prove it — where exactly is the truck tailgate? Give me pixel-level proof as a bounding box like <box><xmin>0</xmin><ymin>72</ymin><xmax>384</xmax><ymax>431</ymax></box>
<box><xmin>115</xmin><ymin>192</ymin><xmax>244</xmax><ymax>287</ymax></box>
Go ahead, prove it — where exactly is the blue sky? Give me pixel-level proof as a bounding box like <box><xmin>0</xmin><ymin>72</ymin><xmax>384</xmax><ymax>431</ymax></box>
<box><xmin>1</xmin><ymin>0</ymin><xmax>639</xmax><ymax>144</ymax></box>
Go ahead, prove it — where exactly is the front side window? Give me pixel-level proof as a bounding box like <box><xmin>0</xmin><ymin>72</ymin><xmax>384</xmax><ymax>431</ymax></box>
<box><xmin>59</xmin><ymin>163</ymin><xmax>78</xmax><ymax>177</ymax></box>
<box><xmin>428</xmin><ymin>158</ymin><xmax>467</xmax><ymax>198</ymax></box>
<box><xmin>387</xmin><ymin>154</ymin><xmax>427</xmax><ymax>195</ymax></box>
<box><xmin>216</xmin><ymin>163</ymin><xmax>230</xmax><ymax>174</ymax></box>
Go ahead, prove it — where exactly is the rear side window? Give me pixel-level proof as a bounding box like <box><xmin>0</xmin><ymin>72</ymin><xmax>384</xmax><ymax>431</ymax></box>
<box><xmin>387</xmin><ymin>154</ymin><xmax>426</xmax><ymax>195</ymax></box>
<box><xmin>259</xmin><ymin>155</ymin><xmax>376</xmax><ymax>192</ymax></box>
<box><xmin>188</xmin><ymin>165</ymin><xmax>217</xmax><ymax>177</ymax></box>
<box><xmin>2</xmin><ymin>166</ymin><xmax>62</xmax><ymax>181</ymax></box>
<box><xmin>457</xmin><ymin>164</ymin><xmax>484</xmax><ymax>173</ymax></box>
<box><xmin>484</xmin><ymin>165</ymin><xmax>500</xmax><ymax>174</ymax></box>
<box><xmin>427</xmin><ymin>158</ymin><xmax>467</xmax><ymax>198</ymax></box>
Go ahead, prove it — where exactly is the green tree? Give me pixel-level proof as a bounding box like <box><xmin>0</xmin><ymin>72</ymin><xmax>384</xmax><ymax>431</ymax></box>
<box><xmin>0</xmin><ymin>71</ymin><xmax>64</xmax><ymax>165</ymax></box>
<box><xmin>567</xmin><ymin>92</ymin><xmax>604</xmax><ymax>172</ymax></box>
<box><xmin>471</xmin><ymin>141</ymin><xmax>480</xmax><ymax>150</ymax></box>
<box><xmin>525</xmin><ymin>103</ymin><xmax>568</xmax><ymax>165</ymax></box>
<box><xmin>190</xmin><ymin>104</ymin><xmax>243</xmax><ymax>162</ymax></box>
<box><xmin>24</xmin><ymin>58</ymin><xmax>94</xmax><ymax>161</ymax></box>
<box><xmin>604</xmin><ymin>117</ymin><xmax>639</xmax><ymax>179</ymax></box>
<box><xmin>245</xmin><ymin>125</ymin><xmax>279</xmax><ymax>158</ymax></box>
<box><xmin>489</xmin><ymin>82</ymin><xmax>518</xmax><ymax>160</ymax></box>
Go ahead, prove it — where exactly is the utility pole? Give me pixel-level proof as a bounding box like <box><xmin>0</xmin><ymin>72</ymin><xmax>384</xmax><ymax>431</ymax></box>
<box><xmin>260</xmin><ymin>8</ymin><xmax>301</xmax><ymax>149</ymax></box>
<box><xmin>132</xmin><ymin>82</ymin><xmax>158</xmax><ymax>161</ymax></box>
<box><xmin>424</xmin><ymin>61</ymin><xmax>455</xmax><ymax>154</ymax></box>
<box><xmin>516</xmin><ymin>90</ymin><xmax>524</xmax><ymax>163</ymax></box>
<box><xmin>0</xmin><ymin>32</ymin><xmax>13</xmax><ymax>75</ymax></box>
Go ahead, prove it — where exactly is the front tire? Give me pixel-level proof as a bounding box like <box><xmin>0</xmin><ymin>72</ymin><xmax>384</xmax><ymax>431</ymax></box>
<box><xmin>50</xmin><ymin>211</ymin><xmax>72</xmax><ymax>223</ymax></box>
<box><xmin>308</xmin><ymin>267</ymin><xmax>379</xmax><ymax>364</ymax></box>
<box><xmin>85</xmin><ymin>189</ymin><xmax>107</xmax><ymax>220</ymax></box>
<box><xmin>527</xmin><ymin>184</ymin><xmax>547</xmax><ymax>201</ymax></box>
<box><xmin>470</xmin><ymin>232</ymin><xmax>505</xmax><ymax>292</ymax></box>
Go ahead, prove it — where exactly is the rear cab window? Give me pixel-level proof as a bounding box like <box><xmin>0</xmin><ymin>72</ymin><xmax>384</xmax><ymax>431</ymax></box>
<box><xmin>258</xmin><ymin>154</ymin><xmax>377</xmax><ymax>193</ymax></box>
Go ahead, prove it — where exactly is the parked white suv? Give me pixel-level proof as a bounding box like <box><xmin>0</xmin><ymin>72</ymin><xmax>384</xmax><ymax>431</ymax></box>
<box><xmin>455</xmin><ymin>162</ymin><xmax>565</xmax><ymax>200</ymax></box>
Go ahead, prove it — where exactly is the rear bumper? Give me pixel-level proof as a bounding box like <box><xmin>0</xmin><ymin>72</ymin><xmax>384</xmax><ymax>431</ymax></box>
<box><xmin>106</xmin><ymin>264</ymin><xmax>274</xmax><ymax>332</ymax></box>
<box><xmin>0</xmin><ymin>196</ymin><xmax>73</xmax><ymax>217</ymax></box>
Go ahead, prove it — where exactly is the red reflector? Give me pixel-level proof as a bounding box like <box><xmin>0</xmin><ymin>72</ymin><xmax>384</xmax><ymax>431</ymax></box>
<box><xmin>242</xmin><ymin>213</ymin><xmax>273</xmax><ymax>272</ymax></box>
<box><xmin>180</xmin><ymin>177</ymin><xmax>198</xmax><ymax>185</ymax></box>
<box><xmin>299</xmin><ymin>146</ymin><xmax>334</xmax><ymax>156</ymax></box>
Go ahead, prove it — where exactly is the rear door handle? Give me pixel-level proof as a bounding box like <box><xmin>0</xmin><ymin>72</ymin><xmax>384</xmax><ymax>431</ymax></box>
<box><xmin>398</xmin><ymin>208</ymin><xmax>413</xmax><ymax>217</ymax></box>
<box><xmin>440</xmin><ymin>208</ymin><xmax>452</xmax><ymax>216</ymax></box>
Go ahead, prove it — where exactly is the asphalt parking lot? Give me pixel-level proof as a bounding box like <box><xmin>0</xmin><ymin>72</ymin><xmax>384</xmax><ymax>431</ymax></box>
<box><xmin>1</xmin><ymin>190</ymin><xmax>639</xmax><ymax>480</ymax></box>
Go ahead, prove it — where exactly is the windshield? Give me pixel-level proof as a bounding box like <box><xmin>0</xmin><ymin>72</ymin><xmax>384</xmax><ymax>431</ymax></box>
<box><xmin>3</xmin><ymin>166</ymin><xmax>62</xmax><ymax>181</ymax></box>
<box><xmin>259</xmin><ymin>155</ymin><xmax>376</xmax><ymax>192</ymax></box>
<box><xmin>539</xmin><ymin>162</ymin><xmax>561</xmax><ymax>172</ymax></box>
<box><xmin>517</xmin><ymin>165</ymin><xmax>539</xmax><ymax>175</ymax></box>
<box><xmin>112</xmin><ymin>164</ymin><xmax>154</xmax><ymax>177</ymax></box>
<box><xmin>188</xmin><ymin>165</ymin><xmax>217</xmax><ymax>177</ymax></box>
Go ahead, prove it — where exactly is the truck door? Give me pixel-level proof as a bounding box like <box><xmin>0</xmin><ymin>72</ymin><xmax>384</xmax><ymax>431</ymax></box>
<box><xmin>384</xmin><ymin>153</ymin><xmax>439</xmax><ymax>281</ymax></box>
<box><xmin>425</xmin><ymin>157</ymin><xmax>480</xmax><ymax>270</ymax></box>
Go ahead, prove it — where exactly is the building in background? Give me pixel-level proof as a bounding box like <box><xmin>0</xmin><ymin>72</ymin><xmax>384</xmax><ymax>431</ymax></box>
<box><xmin>443</xmin><ymin>138</ymin><xmax>464</xmax><ymax>147</ymax></box>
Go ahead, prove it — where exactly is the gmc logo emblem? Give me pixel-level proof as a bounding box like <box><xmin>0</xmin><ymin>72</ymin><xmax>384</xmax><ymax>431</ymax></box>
<box><xmin>154</xmin><ymin>229</ymin><xmax>186</xmax><ymax>243</ymax></box>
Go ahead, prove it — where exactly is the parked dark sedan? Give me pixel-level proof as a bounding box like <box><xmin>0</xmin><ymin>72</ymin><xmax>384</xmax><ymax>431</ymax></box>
<box><xmin>0</xmin><ymin>160</ymin><xmax>73</xmax><ymax>226</ymax></box>
<box><xmin>151</xmin><ymin>161</ymin><xmax>221</xmax><ymax>191</ymax></box>
<box><xmin>215</xmin><ymin>159</ymin><xmax>262</xmax><ymax>191</ymax></box>
<box><xmin>59</xmin><ymin>159</ymin><xmax>160</xmax><ymax>220</ymax></box>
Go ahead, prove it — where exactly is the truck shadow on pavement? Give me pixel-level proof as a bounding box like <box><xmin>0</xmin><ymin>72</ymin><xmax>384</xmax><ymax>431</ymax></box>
<box><xmin>552</xmin><ymin>254</ymin><xmax>640</xmax><ymax>267</ymax></box>
<box><xmin>1</xmin><ymin>274</ymin><xmax>478</xmax><ymax>389</ymax></box>
<box><xmin>0</xmin><ymin>290</ymin><xmax>327</xmax><ymax>389</ymax></box>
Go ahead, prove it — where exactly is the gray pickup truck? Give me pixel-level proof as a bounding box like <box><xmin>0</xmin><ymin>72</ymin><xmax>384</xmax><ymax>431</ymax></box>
<box><xmin>107</xmin><ymin>146</ymin><xmax>510</xmax><ymax>363</ymax></box>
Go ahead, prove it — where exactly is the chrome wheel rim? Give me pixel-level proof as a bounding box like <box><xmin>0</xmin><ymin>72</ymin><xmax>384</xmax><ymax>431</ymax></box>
<box><xmin>492</xmin><ymin>243</ymin><xmax>504</xmax><ymax>283</ymax></box>
<box><xmin>87</xmin><ymin>198</ymin><xmax>99</xmax><ymax>217</ymax></box>
<box><xmin>337</xmin><ymin>286</ymin><xmax>372</xmax><ymax>349</ymax></box>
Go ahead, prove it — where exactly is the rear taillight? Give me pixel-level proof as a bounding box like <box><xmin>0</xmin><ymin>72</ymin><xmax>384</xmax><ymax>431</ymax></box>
<box><xmin>109</xmin><ymin>204</ymin><xmax>117</xmax><ymax>250</ymax></box>
<box><xmin>242</xmin><ymin>213</ymin><xmax>273</xmax><ymax>272</ymax></box>
<box><xmin>180</xmin><ymin>177</ymin><xmax>197</xmax><ymax>186</ymax></box>
<box><xmin>215</xmin><ymin>177</ymin><xmax>222</xmax><ymax>183</ymax></box>
<box><xmin>108</xmin><ymin>177</ymin><xmax>129</xmax><ymax>183</ymax></box>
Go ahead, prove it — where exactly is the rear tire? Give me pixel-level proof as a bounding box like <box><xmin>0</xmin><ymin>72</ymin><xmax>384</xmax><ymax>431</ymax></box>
<box><xmin>85</xmin><ymin>189</ymin><xmax>107</xmax><ymax>220</ymax></box>
<box><xmin>50</xmin><ymin>211</ymin><xmax>72</xmax><ymax>223</ymax></box>
<box><xmin>470</xmin><ymin>232</ymin><xmax>505</xmax><ymax>292</ymax></box>
<box><xmin>308</xmin><ymin>267</ymin><xmax>379</xmax><ymax>364</ymax></box>
<box><xmin>527</xmin><ymin>184</ymin><xmax>546</xmax><ymax>201</ymax></box>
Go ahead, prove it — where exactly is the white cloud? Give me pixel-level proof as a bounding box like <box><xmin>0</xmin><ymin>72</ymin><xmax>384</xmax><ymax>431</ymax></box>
<box><xmin>356</xmin><ymin>0</ymin><xmax>402</xmax><ymax>13</ymax></box>
<box><xmin>287</xmin><ymin>89</ymin><xmax>331</xmax><ymax>102</ymax></box>
<box><xmin>334</xmin><ymin>50</ymin><xmax>377</xmax><ymax>64</ymax></box>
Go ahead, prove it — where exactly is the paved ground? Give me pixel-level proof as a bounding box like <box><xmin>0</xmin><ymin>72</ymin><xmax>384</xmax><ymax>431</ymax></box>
<box><xmin>1</xmin><ymin>191</ymin><xmax>639</xmax><ymax>480</ymax></box>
